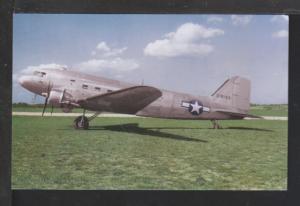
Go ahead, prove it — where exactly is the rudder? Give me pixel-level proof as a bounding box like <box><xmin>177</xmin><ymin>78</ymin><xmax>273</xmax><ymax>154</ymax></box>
<box><xmin>211</xmin><ymin>76</ymin><xmax>251</xmax><ymax>113</ymax></box>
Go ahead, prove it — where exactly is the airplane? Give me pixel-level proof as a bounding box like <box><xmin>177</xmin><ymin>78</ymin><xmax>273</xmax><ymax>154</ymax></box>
<box><xmin>18</xmin><ymin>67</ymin><xmax>260</xmax><ymax>129</ymax></box>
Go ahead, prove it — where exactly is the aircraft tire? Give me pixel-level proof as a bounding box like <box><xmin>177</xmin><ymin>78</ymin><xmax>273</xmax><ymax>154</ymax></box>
<box><xmin>74</xmin><ymin>116</ymin><xmax>89</xmax><ymax>130</ymax></box>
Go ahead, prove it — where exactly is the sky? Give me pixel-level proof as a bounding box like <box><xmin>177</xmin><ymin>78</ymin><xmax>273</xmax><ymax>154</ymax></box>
<box><xmin>13</xmin><ymin>14</ymin><xmax>288</xmax><ymax>104</ymax></box>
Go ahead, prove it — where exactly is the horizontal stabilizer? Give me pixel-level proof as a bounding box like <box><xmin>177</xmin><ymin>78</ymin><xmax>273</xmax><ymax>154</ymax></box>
<box><xmin>243</xmin><ymin>113</ymin><xmax>263</xmax><ymax>119</ymax></box>
<box><xmin>77</xmin><ymin>86</ymin><xmax>162</xmax><ymax>114</ymax></box>
<box><xmin>216</xmin><ymin>109</ymin><xmax>262</xmax><ymax>119</ymax></box>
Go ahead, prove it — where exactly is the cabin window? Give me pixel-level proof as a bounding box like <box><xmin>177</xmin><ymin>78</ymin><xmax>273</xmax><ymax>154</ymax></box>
<box><xmin>33</xmin><ymin>71</ymin><xmax>46</xmax><ymax>77</ymax></box>
<box><xmin>95</xmin><ymin>87</ymin><xmax>101</xmax><ymax>91</ymax></box>
<box><xmin>82</xmin><ymin>84</ymin><xmax>88</xmax><ymax>89</ymax></box>
<box><xmin>107</xmin><ymin>89</ymin><xmax>113</xmax><ymax>93</ymax></box>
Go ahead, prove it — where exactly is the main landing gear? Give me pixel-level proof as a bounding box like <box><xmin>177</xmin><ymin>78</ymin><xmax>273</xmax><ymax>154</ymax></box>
<box><xmin>73</xmin><ymin>109</ymin><xmax>101</xmax><ymax>130</ymax></box>
<box><xmin>211</xmin><ymin>120</ymin><xmax>222</xmax><ymax>129</ymax></box>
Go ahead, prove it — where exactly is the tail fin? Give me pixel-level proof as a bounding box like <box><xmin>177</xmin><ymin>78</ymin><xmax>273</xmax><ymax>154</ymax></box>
<box><xmin>211</xmin><ymin>76</ymin><xmax>251</xmax><ymax>113</ymax></box>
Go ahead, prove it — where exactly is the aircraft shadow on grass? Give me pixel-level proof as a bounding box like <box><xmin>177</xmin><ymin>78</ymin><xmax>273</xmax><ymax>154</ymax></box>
<box><xmin>88</xmin><ymin>123</ymin><xmax>207</xmax><ymax>143</ymax></box>
<box><xmin>226</xmin><ymin>127</ymin><xmax>273</xmax><ymax>132</ymax></box>
<box><xmin>60</xmin><ymin>124</ymin><xmax>272</xmax><ymax>143</ymax></box>
<box><xmin>139</xmin><ymin>126</ymin><xmax>273</xmax><ymax>132</ymax></box>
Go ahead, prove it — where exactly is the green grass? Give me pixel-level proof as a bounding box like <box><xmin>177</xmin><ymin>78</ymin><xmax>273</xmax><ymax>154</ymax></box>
<box><xmin>249</xmin><ymin>104</ymin><xmax>287</xmax><ymax>117</ymax></box>
<box><xmin>12</xmin><ymin>116</ymin><xmax>287</xmax><ymax>190</ymax></box>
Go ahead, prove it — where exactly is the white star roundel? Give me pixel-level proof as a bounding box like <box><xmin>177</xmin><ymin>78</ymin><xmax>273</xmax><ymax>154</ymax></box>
<box><xmin>181</xmin><ymin>100</ymin><xmax>210</xmax><ymax>115</ymax></box>
<box><xmin>188</xmin><ymin>100</ymin><xmax>203</xmax><ymax>115</ymax></box>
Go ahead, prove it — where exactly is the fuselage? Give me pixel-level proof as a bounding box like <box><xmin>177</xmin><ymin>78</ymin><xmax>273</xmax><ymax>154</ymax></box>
<box><xmin>18</xmin><ymin>68</ymin><xmax>239</xmax><ymax>120</ymax></box>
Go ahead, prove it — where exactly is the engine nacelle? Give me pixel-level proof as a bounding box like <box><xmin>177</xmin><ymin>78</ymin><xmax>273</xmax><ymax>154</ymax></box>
<box><xmin>48</xmin><ymin>90</ymin><xmax>64</xmax><ymax>107</ymax></box>
<box><xmin>48</xmin><ymin>89</ymin><xmax>74</xmax><ymax>112</ymax></box>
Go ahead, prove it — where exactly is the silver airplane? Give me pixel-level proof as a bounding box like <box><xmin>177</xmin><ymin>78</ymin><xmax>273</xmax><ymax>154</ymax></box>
<box><xmin>18</xmin><ymin>67</ymin><xmax>260</xmax><ymax>129</ymax></box>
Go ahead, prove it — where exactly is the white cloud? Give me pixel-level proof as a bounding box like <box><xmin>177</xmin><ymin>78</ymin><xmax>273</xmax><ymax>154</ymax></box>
<box><xmin>20</xmin><ymin>63</ymin><xmax>67</xmax><ymax>74</ymax></box>
<box><xmin>231</xmin><ymin>15</ymin><xmax>252</xmax><ymax>26</ymax></box>
<box><xmin>271</xmin><ymin>15</ymin><xmax>289</xmax><ymax>23</ymax></box>
<box><xmin>14</xmin><ymin>63</ymin><xmax>67</xmax><ymax>84</ymax></box>
<box><xmin>104</xmin><ymin>47</ymin><xmax>127</xmax><ymax>57</ymax></box>
<box><xmin>94</xmin><ymin>41</ymin><xmax>127</xmax><ymax>57</ymax></box>
<box><xmin>272</xmin><ymin>30</ymin><xmax>288</xmax><ymax>38</ymax></box>
<box><xmin>145</xmin><ymin>40</ymin><xmax>214</xmax><ymax>57</ymax></box>
<box><xmin>96</xmin><ymin>42</ymin><xmax>110</xmax><ymax>52</ymax></box>
<box><xmin>77</xmin><ymin>41</ymin><xmax>139</xmax><ymax>74</ymax></box>
<box><xmin>144</xmin><ymin>22</ymin><xmax>224</xmax><ymax>58</ymax></box>
<box><xmin>78</xmin><ymin>57</ymin><xmax>139</xmax><ymax>73</ymax></box>
<box><xmin>207</xmin><ymin>16</ymin><xmax>223</xmax><ymax>23</ymax></box>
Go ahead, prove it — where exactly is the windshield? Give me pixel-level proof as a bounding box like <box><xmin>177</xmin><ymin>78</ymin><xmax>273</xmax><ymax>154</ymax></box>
<box><xmin>33</xmin><ymin>71</ymin><xmax>46</xmax><ymax>77</ymax></box>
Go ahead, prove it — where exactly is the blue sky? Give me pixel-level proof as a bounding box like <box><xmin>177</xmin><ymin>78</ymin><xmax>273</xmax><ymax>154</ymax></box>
<box><xmin>13</xmin><ymin>14</ymin><xmax>288</xmax><ymax>104</ymax></box>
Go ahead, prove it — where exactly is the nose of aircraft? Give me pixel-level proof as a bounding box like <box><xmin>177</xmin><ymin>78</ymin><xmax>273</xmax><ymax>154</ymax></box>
<box><xmin>18</xmin><ymin>74</ymin><xmax>49</xmax><ymax>95</ymax></box>
<box><xmin>18</xmin><ymin>75</ymin><xmax>31</xmax><ymax>87</ymax></box>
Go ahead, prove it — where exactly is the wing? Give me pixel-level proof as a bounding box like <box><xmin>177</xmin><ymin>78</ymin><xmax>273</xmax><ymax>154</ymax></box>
<box><xmin>77</xmin><ymin>86</ymin><xmax>162</xmax><ymax>114</ymax></box>
<box><xmin>215</xmin><ymin>109</ymin><xmax>262</xmax><ymax>119</ymax></box>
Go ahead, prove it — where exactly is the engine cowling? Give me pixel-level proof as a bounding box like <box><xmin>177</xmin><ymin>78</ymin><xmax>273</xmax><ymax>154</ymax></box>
<box><xmin>48</xmin><ymin>90</ymin><xmax>63</xmax><ymax>107</ymax></box>
<box><xmin>48</xmin><ymin>89</ymin><xmax>74</xmax><ymax>112</ymax></box>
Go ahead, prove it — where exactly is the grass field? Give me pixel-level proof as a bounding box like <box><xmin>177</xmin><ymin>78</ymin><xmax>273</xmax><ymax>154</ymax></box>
<box><xmin>12</xmin><ymin>116</ymin><xmax>287</xmax><ymax>190</ymax></box>
<box><xmin>249</xmin><ymin>104</ymin><xmax>288</xmax><ymax>117</ymax></box>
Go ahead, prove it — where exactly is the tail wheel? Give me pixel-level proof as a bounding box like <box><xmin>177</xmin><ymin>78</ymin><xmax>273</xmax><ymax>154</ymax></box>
<box><xmin>74</xmin><ymin>116</ymin><xmax>89</xmax><ymax>130</ymax></box>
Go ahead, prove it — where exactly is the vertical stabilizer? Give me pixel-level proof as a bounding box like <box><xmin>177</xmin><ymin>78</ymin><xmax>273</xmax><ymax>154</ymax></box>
<box><xmin>211</xmin><ymin>76</ymin><xmax>251</xmax><ymax>113</ymax></box>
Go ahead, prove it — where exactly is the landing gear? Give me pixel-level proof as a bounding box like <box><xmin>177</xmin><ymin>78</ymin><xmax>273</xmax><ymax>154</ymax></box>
<box><xmin>74</xmin><ymin>115</ymin><xmax>89</xmax><ymax>130</ymax></box>
<box><xmin>73</xmin><ymin>109</ymin><xmax>101</xmax><ymax>130</ymax></box>
<box><xmin>211</xmin><ymin>120</ymin><xmax>222</xmax><ymax>129</ymax></box>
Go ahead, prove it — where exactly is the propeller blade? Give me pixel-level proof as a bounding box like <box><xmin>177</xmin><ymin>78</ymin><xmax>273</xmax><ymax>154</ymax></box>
<box><xmin>51</xmin><ymin>105</ymin><xmax>54</xmax><ymax>116</ymax></box>
<box><xmin>42</xmin><ymin>96</ymin><xmax>48</xmax><ymax>116</ymax></box>
<box><xmin>42</xmin><ymin>81</ymin><xmax>52</xmax><ymax>117</ymax></box>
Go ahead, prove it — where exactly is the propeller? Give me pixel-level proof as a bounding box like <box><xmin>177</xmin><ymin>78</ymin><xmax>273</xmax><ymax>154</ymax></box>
<box><xmin>42</xmin><ymin>82</ymin><xmax>52</xmax><ymax>117</ymax></box>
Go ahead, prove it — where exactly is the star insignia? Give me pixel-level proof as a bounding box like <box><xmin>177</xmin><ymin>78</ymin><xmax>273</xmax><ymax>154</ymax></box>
<box><xmin>189</xmin><ymin>101</ymin><xmax>203</xmax><ymax>115</ymax></box>
<box><xmin>181</xmin><ymin>100</ymin><xmax>210</xmax><ymax>115</ymax></box>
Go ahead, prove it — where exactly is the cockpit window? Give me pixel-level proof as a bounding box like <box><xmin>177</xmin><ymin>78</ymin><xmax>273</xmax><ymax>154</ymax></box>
<box><xmin>33</xmin><ymin>71</ymin><xmax>46</xmax><ymax>77</ymax></box>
